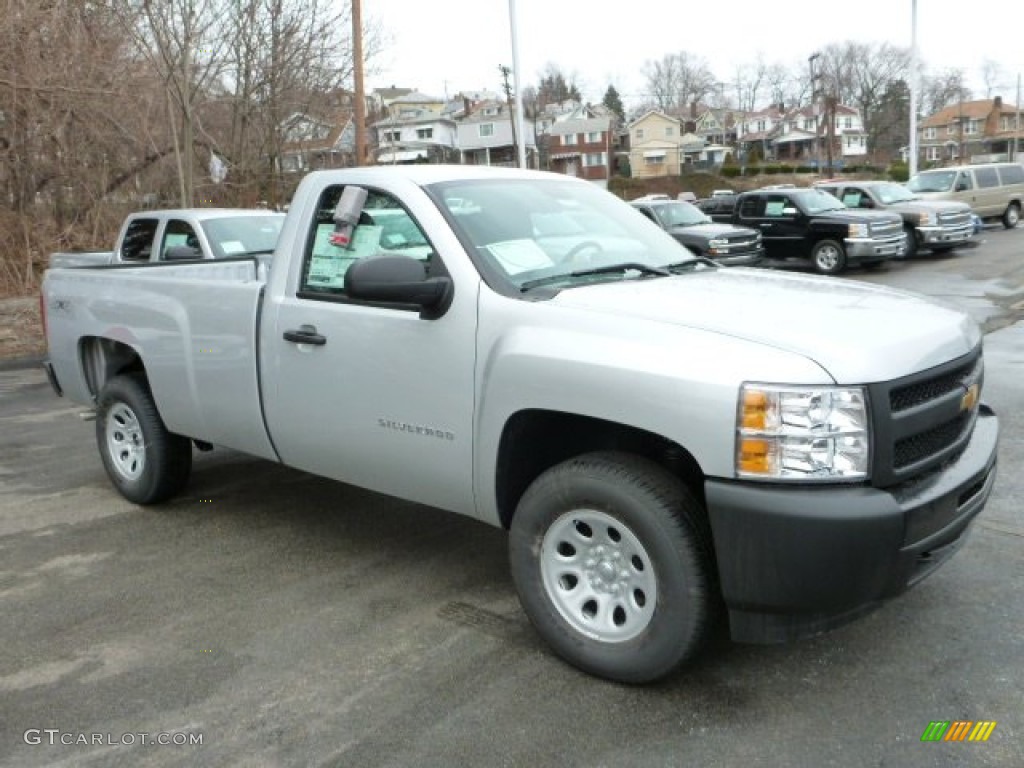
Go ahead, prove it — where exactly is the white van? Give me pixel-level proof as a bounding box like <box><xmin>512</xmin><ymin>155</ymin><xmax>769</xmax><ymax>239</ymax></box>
<box><xmin>906</xmin><ymin>162</ymin><xmax>1024</xmax><ymax>228</ymax></box>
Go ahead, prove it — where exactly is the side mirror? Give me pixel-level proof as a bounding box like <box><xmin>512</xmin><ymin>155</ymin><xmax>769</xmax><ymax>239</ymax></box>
<box><xmin>344</xmin><ymin>255</ymin><xmax>453</xmax><ymax>319</ymax></box>
<box><xmin>955</xmin><ymin>181</ymin><xmax>969</xmax><ymax>192</ymax></box>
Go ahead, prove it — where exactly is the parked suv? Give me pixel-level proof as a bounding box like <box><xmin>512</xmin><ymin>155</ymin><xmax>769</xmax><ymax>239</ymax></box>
<box><xmin>815</xmin><ymin>180</ymin><xmax>974</xmax><ymax>258</ymax></box>
<box><xmin>695</xmin><ymin>193</ymin><xmax>738</xmax><ymax>223</ymax></box>
<box><xmin>906</xmin><ymin>162</ymin><xmax>1024</xmax><ymax>228</ymax></box>
<box><xmin>631</xmin><ymin>198</ymin><xmax>765</xmax><ymax>267</ymax></box>
<box><xmin>731</xmin><ymin>187</ymin><xmax>905</xmax><ymax>274</ymax></box>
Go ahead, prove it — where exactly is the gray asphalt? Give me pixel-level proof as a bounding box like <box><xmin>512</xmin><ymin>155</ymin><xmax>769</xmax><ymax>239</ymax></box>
<box><xmin>1</xmin><ymin>230</ymin><xmax>1022</xmax><ymax>768</ymax></box>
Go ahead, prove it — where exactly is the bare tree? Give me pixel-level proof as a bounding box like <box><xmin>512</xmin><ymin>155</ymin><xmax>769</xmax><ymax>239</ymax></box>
<box><xmin>921</xmin><ymin>68</ymin><xmax>972</xmax><ymax>114</ymax></box>
<box><xmin>642</xmin><ymin>52</ymin><xmax>715</xmax><ymax>113</ymax></box>
<box><xmin>110</xmin><ymin>0</ymin><xmax>228</xmax><ymax>207</ymax></box>
<box><xmin>980</xmin><ymin>59</ymin><xmax>1006</xmax><ymax>99</ymax></box>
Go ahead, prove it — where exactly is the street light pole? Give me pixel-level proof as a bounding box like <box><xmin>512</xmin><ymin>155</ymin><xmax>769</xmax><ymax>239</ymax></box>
<box><xmin>909</xmin><ymin>0</ymin><xmax>919</xmax><ymax>176</ymax></box>
<box><xmin>508</xmin><ymin>0</ymin><xmax>527</xmax><ymax>168</ymax></box>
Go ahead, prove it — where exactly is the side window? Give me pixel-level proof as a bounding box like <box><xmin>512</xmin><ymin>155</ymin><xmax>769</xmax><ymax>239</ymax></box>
<box><xmin>998</xmin><ymin>164</ymin><xmax>1024</xmax><ymax>184</ymax></box>
<box><xmin>974</xmin><ymin>168</ymin><xmax>999</xmax><ymax>189</ymax></box>
<box><xmin>160</xmin><ymin>219</ymin><xmax>201</xmax><ymax>260</ymax></box>
<box><xmin>120</xmin><ymin>219</ymin><xmax>159</xmax><ymax>261</ymax></box>
<box><xmin>300</xmin><ymin>186</ymin><xmax>436</xmax><ymax>298</ymax></box>
<box><xmin>637</xmin><ymin>207</ymin><xmax>658</xmax><ymax>223</ymax></box>
<box><xmin>763</xmin><ymin>196</ymin><xmax>789</xmax><ymax>217</ymax></box>
<box><xmin>738</xmin><ymin>196</ymin><xmax>763</xmax><ymax>218</ymax></box>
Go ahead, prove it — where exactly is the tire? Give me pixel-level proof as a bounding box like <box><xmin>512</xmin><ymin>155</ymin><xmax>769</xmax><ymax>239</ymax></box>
<box><xmin>902</xmin><ymin>226</ymin><xmax>918</xmax><ymax>259</ymax></box>
<box><xmin>508</xmin><ymin>451</ymin><xmax>716</xmax><ymax>684</ymax></box>
<box><xmin>810</xmin><ymin>239</ymin><xmax>847</xmax><ymax>275</ymax></box>
<box><xmin>96</xmin><ymin>374</ymin><xmax>192</xmax><ymax>505</ymax></box>
<box><xmin>1002</xmin><ymin>202</ymin><xmax>1020</xmax><ymax>229</ymax></box>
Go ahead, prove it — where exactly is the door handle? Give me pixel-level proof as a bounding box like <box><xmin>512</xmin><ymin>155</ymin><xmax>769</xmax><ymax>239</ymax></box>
<box><xmin>759</xmin><ymin>223</ymin><xmax>772</xmax><ymax>228</ymax></box>
<box><xmin>283</xmin><ymin>325</ymin><xmax>327</xmax><ymax>346</ymax></box>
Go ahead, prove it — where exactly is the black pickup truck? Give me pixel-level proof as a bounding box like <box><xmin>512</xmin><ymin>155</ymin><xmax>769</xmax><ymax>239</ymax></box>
<box><xmin>631</xmin><ymin>197</ymin><xmax>764</xmax><ymax>267</ymax></box>
<box><xmin>731</xmin><ymin>187</ymin><xmax>906</xmax><ymax>274</ymax></box>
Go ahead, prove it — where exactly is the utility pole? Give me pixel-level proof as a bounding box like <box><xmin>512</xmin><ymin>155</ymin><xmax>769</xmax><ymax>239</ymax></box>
<box><xmin>508</xmin><ymin>0</ymin><xmax>527</xmax><ymax>168</ymax></box>
<box><xmin>825</xmin><ymin>94</ymin><xmax>836</xmax><ymax>174</ymax></box>
<box><xmin>808</xmin><ymin>52</ymin><xmax>822</xmax><ymax>173</ymax></box>
<box><xmin>352</xmin><ymin>0</ymin><xmax>367</xmax><ymax>166</ymax></box>
<box><xmin>499</xmin><ymin>64</ymin><xmax>519</xmax><ymax>166</ymax></box>
<box><xmin>1016</xmin><ymin>73</ymin><xmax>1021</xmax><ymax>162</ymax></box>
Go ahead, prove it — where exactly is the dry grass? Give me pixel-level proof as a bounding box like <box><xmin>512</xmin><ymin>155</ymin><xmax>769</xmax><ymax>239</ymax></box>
<box><xmin>0</xmin><ymin>297</ymin><xmax>45</xmax><ymax>361</ymax></box>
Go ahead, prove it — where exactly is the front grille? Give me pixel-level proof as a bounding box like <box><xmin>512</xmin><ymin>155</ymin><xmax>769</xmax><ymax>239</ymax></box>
<box><xmin>868</xmin><ymin>345</ymin><xmax>984</xmax><ymax>487</ymax></box>
<box><xmin>938</xmin><ymin>211</ymin><xmax>971</xmax><ymax>227</ymax></box>
<box><xmin>870</xmin><ymin>220</ymin><xmax>901</xmax><ymax>237</ymax></box>
<box><xmin>890</xmin><ymin>357</ymin><xmax>979</xmax><ymax>411</ymax></box>
<box><xmin>723</xmin><ymin>236</ymin><xmax>759</xmax><ymax>249</ymax></box>
<box><xmin>894</xmin><ymin>412</ymin><xmax>971</xmax><ymax>469</ymax></box>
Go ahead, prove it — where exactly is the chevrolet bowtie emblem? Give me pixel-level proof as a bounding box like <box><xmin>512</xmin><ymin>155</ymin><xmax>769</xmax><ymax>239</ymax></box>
<box><xmin>960</xmin><ymin>382</ymin><xmax>979</xmax><ymax>412</ymax></box>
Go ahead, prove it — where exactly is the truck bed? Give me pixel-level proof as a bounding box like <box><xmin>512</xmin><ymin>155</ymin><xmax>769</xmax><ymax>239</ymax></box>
<box><xmin>43</xmin><ymin>258</ymin><xmax>277</xmax><ymax>460</ymax></box>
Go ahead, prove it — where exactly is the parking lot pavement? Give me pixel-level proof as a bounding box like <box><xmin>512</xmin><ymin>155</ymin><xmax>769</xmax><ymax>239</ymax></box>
<box><xmin>1</xmin><ymin>304</ymin><xmax>1022</xmax><ymax>765</ymax></box>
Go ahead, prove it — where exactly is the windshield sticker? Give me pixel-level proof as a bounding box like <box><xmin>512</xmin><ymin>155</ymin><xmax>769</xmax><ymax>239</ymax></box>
<box><xmin>220</xmin><ymin>240</ymin><xmax>246</xmax><ymax>254</ymax></box>
<box><xmin>488</xmin><ymin>240</ymin><xmax>555</xmax><ymax>275</ymax></box>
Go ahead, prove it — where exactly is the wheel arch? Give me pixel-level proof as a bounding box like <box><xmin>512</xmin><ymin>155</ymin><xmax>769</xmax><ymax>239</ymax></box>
<box><xmin>494</xmin><ymin>409</ymin><xmax>706</xmax><ymax>530</ymax></box>
<box><xmin>79</xmin><ymin>336</ymin><xmax>147</xmax><ymax>400</ymax></box>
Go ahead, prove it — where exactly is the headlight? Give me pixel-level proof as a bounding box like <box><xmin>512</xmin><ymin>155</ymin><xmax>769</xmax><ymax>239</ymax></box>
<box><xmin>848</xmin><ymin>222</ymin><xmax>870</xmax><ymax>238</ymax></box>
<box><xmin>736</xmin><ymin>384</ymin><xmax>870</xmax><ymax>481</ymax></box>
<box><xmin>918</xmin><ymin>211</ymin><xmax>937</xmax><ymax>226</ymax></box>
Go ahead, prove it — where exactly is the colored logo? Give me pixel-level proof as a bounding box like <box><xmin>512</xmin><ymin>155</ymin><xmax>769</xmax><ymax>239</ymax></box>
<box><xmin>921</xmin><ymin>721</ymin><xmax>996</xmax><ymax>742</ymax></box>
<box><xmin>960</xmin><ymin>382</ymin><xmax>979</xmax><ymax>412</ymax></box>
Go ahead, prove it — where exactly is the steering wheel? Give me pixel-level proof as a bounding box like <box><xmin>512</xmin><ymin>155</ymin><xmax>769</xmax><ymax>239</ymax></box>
<box><xmin>561</xmin><ymin>239</ymin><xmax>605</xmax><ymax>265</ymax></box>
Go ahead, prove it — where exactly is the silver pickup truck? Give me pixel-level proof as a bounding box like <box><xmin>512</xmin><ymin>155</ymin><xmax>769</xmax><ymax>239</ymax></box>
<box><xmin>49</xmin><ymin>208</ymin><xmax>285</xmax><ymax>268</ymax></box>
<box><xmin>41</xmin><ymin>166</ymin><xmax>999</xmax><ymax>684</ymax></box>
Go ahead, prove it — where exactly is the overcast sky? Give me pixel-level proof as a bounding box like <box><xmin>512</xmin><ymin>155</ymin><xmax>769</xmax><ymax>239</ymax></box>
<box><xmin>364</xmin><ymin>0</ymin><xmax>1024</xmax><ymax>109</ymax></box>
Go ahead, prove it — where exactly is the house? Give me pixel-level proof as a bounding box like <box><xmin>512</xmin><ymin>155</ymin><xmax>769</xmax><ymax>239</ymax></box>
<box><xmin>737</xmin><ymin>103</ymin><xmax>867</xmax><ymax>167</ymax></box>
<box><xmin>457</xmin><ymin>100</ymin><xmax>536</xmax><ymax>167</ymax></box>
<box><xmin>278</xmin><ymin>110</ymin><xmax>355</xmax><ymax>173</ymax></box>
<box><xmin>626</xmin><ymin>111</ymin><xmax>687</xmax><ymax>177</ymax></box>
<box><xmin>385</xmin><ymin>91</ymin><xmax>446</xmax><ymax>120</ymax></box>
<box><xmin>372</xmin><ymin>112</ymin><xmax>458</xmax><ymax>164</ymax></box>
<box><xmin>545</xmin><ymin>115</ymin><xmax>615</xmax><ymax>185</ymax></box>
<box><xmin>917</xmin><ymin>97</ymin><xmax>1024</xmax><ymax>165</ymax></box>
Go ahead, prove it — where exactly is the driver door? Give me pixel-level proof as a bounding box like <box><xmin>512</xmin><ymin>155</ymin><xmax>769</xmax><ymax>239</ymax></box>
<box><xmin>260</xmin><ymin>184</ymin><xmax>479</xmax><ymax>517</ymax></box>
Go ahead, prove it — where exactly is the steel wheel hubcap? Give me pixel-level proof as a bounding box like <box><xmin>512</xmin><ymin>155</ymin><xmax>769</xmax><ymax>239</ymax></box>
<box><xmin>106</xmin><ymin>403</ymin><xmax>146</xmax><ymax>481</ymax></box>
<box><xmin>540</xmin><ymin>509</ymin><xmax>657</xmax><ymax>643</ymax></box>
<box><xmin>817</xmin><ymin>246</ymin><xmax>840</xmax><ymax>269</ymax></box>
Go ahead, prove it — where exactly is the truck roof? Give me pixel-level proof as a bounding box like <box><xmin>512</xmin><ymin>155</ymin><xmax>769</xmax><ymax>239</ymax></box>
<box><xmin>299</xmin><ymin>164</ymin><xmax>577</xmax><ymax>186</ymax></box>
<box><xmin>129</xmin><ymin>208</ymin><xmax>285</xmax><ymax>220</ymax></box>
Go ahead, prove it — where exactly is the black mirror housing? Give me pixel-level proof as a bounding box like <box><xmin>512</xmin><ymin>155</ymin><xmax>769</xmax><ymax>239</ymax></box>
<box><xmin>344</xmin><ymin>255</ymin><xmax>453</xmax><ymax>318</ymax></box>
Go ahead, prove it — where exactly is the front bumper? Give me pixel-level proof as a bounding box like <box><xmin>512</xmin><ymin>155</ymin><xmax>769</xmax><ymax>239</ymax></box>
<box><xmin>918</xmin><ymin>223</ymin><xmax>974</xmax><ymax>247</ymax></box>
<box><xmin>844</xmin><ymin>233</ymin><xmax>907</xmax><ymax>261</ymax></box>
<box><xmin>705</xmin><ymin>405</ymin><xmax>998</xmax><ymax>644</ymax></box>
<box><xmin>709</xmin><ymin>245</ymin><xmax>766</xmax><ymax>268</ymax></box>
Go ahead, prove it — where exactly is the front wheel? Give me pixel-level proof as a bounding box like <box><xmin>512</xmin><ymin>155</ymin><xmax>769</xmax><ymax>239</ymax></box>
<box><xmin>96</xmin><ymin>374</ymin><xmax>192</xmax><ymax>505</ymax></box>
<box><xmin>1002</xmin><ymin>202</ymin><xmax>1020</xmax><ymax>229</ymax></box>
<box><xmin>508</xmin><ymin>452</ymin><xmax>716</xmax><ymax>684</ymax></box>
<box><xmin>810</xmin><ymin>239</ymin><xmax>847</xmax><ymax>275</ymax></box>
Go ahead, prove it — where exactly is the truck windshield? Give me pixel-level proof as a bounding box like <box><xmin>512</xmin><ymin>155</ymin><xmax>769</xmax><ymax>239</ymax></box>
<box><xmin>649</xmin><ymin>202</ymin><xmax>710</xmax><ymax>227</ymax></box>
<box><xmin>907</xmin><ymin>171</ymin><xmax>956</xmax><ymax>193</ymax></box>
<box><xmin>428</xmin><ymin>178</ymin><xmax>699</xmax><ymax>291</ymax></box>
<box><xmin>201</xmin><ymin>215</ymin><xmax>285</xmax><ymax>257</ymax></box>
<box><xmin>791</xmin><ymin>189</ymin><xmax>847</xmax><ymax>214</ymax></box>
<box><xmin>872</xmin><ymin>183</ymin><xmax>918</xmax><ymax>203</ymax></box>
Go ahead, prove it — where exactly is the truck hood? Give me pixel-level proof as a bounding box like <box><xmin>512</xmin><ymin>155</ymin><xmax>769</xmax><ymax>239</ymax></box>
<box><xmin>898</xmin><ymin>199</ymin><xmax>972</xmax><ymax>214</ymax></box>
<box><xmin>666</xmin><ymin>222</ymin><xmax>756</xmax><ymax>240</ymax></box>
<box><xmin>818</xmin><ymin>209</ymin><xmax>902</xmax><ymax>226</ymax></box>
<box><xmin>550</xmin><ymin>268</ymin><xmax>979</xmax><ymax>383</ymax></box>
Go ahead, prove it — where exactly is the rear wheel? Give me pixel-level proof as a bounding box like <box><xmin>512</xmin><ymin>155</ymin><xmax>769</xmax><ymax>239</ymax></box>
<box><xmin>1002</xmin><ymin>202</ymin><xmax>1019</xmax><ymax>229</ymax></box>
<box><xmin>811</xmin><ymin>239</ymin><xmax>847</xmax><ymax>275</ymax></box>
<box><xmin>96</xmin><ymin>374</ymin><xmax>192</xmax><ymax>505</ymax></box>
<box><xmin>508</xmin><ymin>451</ymin><xmax>716</xmax><ymax>684</ymax></box>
